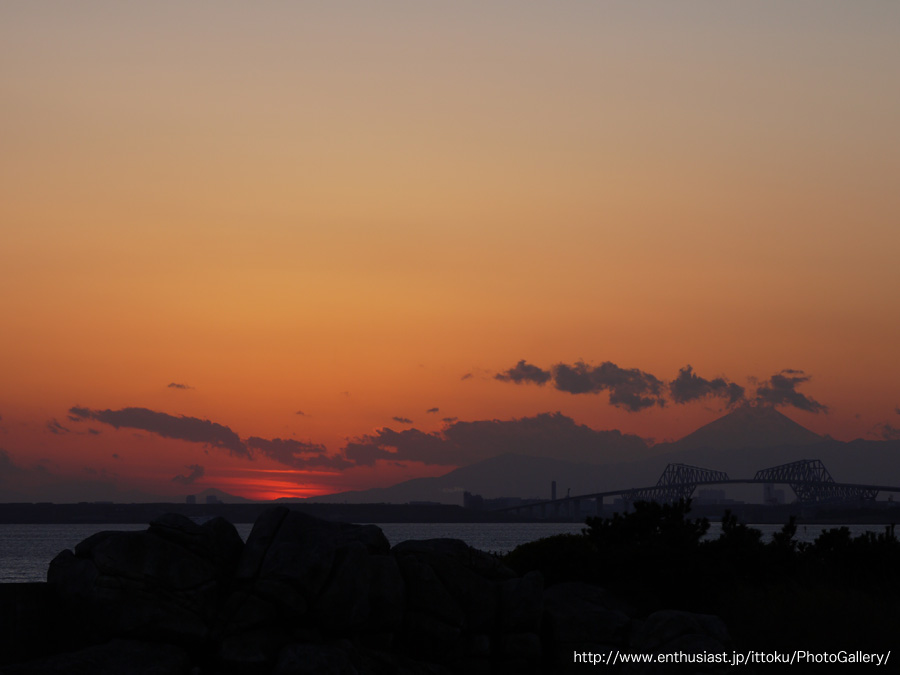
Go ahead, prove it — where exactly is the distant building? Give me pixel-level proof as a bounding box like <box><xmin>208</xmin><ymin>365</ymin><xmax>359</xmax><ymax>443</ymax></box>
<box><xmin>696</xmin><ymin>489</ymin><xmax>726</xmax><ymax>504</ymax></box>
<box><xmin>205</xmin><ymin>495</ymin><xmax>221</xmax><ymax>505</ymax></box>
<box><xmin>463</xmin><ymin>491</ymin><xmax>542</xmax><ymax>510</ymax></box>
<box><xmin>763</xmin><ymin>484</ymin><xmax>786</xmax><ymax>505</ymax></box>
<box><xmin>463</xmin><ymin>491</ymin><xmax>484</xmax><ymax>509</ymax></box>
<box><xmin>186</xmin><ymin>495</ymin><xmax>196</xmax><ymax>504</ymax></box>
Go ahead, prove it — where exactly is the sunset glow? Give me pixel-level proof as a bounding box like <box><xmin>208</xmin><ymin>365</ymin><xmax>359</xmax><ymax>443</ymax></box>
<box><xmin>2</xmin><ymin>2</ymin><xmax>899</xmax><ymax>502</ymax></box>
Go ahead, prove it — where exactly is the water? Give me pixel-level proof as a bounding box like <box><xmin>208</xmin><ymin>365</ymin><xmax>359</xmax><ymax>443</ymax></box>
<box><xmin>0</xmin><ymin>521</ymin><xmax>888</xmax><ymax>583</ymax></box>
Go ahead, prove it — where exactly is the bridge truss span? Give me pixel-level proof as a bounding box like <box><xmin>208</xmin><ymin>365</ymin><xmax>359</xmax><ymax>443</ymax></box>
<box><xmin>754</xmin><ymin>459</ymin><xmax>879</xmax><ymax>504</ymax></box>
<box><xmin>625</xmin><ymin>463</ymin><xmax>730</xmax><ymax>505</ymax></box>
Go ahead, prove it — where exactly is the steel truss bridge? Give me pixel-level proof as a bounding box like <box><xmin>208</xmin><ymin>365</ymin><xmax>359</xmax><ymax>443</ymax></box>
<box><xmin>492</xmin><ymin>459</ymin><xmax>900</xmax><ymax>519</ymax></box>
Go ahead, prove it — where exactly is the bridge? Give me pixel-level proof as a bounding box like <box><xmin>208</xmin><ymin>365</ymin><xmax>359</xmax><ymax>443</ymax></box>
<box><xmin>492</xmin><ymin>459</ymin><xmax>900</xmax><ymax>519</ymax></box>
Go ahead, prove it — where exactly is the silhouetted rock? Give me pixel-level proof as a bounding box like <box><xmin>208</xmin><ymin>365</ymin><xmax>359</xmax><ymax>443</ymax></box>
<box><xmin>498</xmin><ymin>571</ymin><xmax>543</xmax><ymax>633</ymax></box>
<box><xmin>542</xmin><ymin>582</ymin><xmax>632</xmax><ymax>672</ymax></box>
<box><xmin>273</xmin><ymin>642</ymin><xmax>361</xmax><ymax>675</ymax></box>
<box><xmin>621</xmin><ymin>610</ymin><xmax>731</xmax><ymax>674</ymax></box>
<box><xmin>5</xmin><ymin>508</ymin><xmax>742</xmax><ymax>674</ymax></box>
<box><xmin>363</xmin><ymin>554</ymin><xmax>405</xmax><ymax>634</ymax></box>
<box><xmin>0</xmin><ymin>639</ymin><xmax>191</xmax><ymax>675</ymax></box>
<box><xmin>48</xmin><ymin>512</ymin><xmax>243</xmax><ymax>645</ymax></box>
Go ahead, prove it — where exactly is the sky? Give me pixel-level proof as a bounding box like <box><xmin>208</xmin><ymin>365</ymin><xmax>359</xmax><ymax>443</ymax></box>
<box><xmin>2</xmin><ymin>2</ymin><xmax>899</xmax><ymax>501</ymax></box>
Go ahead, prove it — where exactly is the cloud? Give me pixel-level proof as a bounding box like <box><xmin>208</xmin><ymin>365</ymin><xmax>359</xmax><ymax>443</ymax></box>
<box><xmin>442</xmin><ymin>417</ymin><xmax>458</xmax><ymax>423</ymax></box>
<box><xmin>669</xmin><ymin>365</ymin><xmax>745</xmax><ymax>406</ymax></box>
<box><xmin>754</xmin><ymin>370</ymin><xmax>827</xmax><ymax>413</ymax></box>
<box><xmin>876</xmin><ymin>423</ymin><xmax>900</xmax><ymax>441</ymax></box>
<box><xmin>494</xmin><ymin>358</ymin><xmax>830</xmax><ymax>414</ymax></box>
<box><xmin>0</xmin><ymin>449</ymin><xmax>53</xmax><ymax>498</ymax></box>
<box><xmin>295</xmin><ymin>410</ymin><xmax>306</xmax><ymax>416</ymax></box>
<box><xmin>70</xmin><ymin>404</ymin><xmax>351</xmax><ymax>471</ymax></box>
<box><xmin>167</xmin><ymin>383</ymin><xmax>194</xmax><ymax>390</ymax></box>
<box><xmin>1</xmin><ymin>449</ymin><xmax>167</xmax><ymax>502</ymax></box>
<box><xmin>68</xmin><ymin>406</ymin><xmax>250</xmax><ymax>457</ymax></box>
<box><xmin>343</xmin><ymin>412</ymin><xmax>648</xmax><ymax>467</ymax></box>
<box><xmin>495</xmin><ymin>360</ymin><xmax>552</xmax><ymax>385</ymax></box>
<box><xmin>460</xmin><ymin>373</ymin><xmax>473</xmax><ymax>381</ymax></box>
<box><xmin>552</xmin><ymin>361</ymin><xmax>666</xmax><ymax>411</ymax></box>
<box><xmin>1</xmin><ymin>449</ymin><xmax>47</xmax><ymax>482</ymax></box>
<box><xmin>494</xmin><ymin>359</ymin><xmax>666</xmax><ymax>411</ymax></box>
<box><xmin>172</xmin><ymin>464</ymin><xmax>205</xmax><ymax>485</ymax></box>
<box><xmin>392</xmin><ymin>416</ymin><xmax>413</xmax><ymax>424</ymax></box>
<box><xmin>246</xmin><ymin>437</ymin><xmax>352</xmax><ymax>470</ymax></box>
<box><xmin>426</xmin><ymin>407</ymin><xmax>440</xmax><ymax>414</ymax></box>
<box><xmin>46</xmin><ymin>419</ymin><xmax>71</xmax><ymax>435</ymax></box>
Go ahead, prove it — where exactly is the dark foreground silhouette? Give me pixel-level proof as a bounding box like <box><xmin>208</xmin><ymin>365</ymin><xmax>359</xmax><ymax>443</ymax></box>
<box><xmin>0</xmin><ymin>503</ymin><xmax>896</xmax><ymax>673</ymax></box>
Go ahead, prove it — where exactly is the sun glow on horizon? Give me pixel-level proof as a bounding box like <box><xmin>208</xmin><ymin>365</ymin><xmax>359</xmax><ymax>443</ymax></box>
<box><xmin>1</xmin><ymin>2</ymin><xmax>898</xmax><ymax>502</ymax></box>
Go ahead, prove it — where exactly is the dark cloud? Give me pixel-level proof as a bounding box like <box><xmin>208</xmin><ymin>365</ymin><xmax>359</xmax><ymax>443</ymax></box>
<box><xmin>754</xmin><ymin>370</ymin><xmax>827</xmax><ymax>413</ymax></box>
<box><xmin>68</xmin><ymin>406</ymin><xmax>250</xmax><ymax>457</ymax></box>
<box><xmin>88</xmin><ymin>428</ymin><xmax>101</xmax><ymax>435</ymax></box>
<box><xmin>70</xmin><ymin>404</ymin><xmax>352</xmax><ymax>471</ymax></box>
<box><xmin>167</xmin><ymin>383</ymin><xmax>194</xmax><ymax>390</ymax></box>
<box><xmin>112</xmin><ymin>453</ymin><xmax>120</xmax><ymax>459</ymax></box>
<box><xmin>495</xmin><ymin>360</ymin><xmax>552</xmax><ymax>385</ymax></box>
<box><xmin>296</xmin><ymin>410</ymin><xmax>306</xmax><ymax>416</ymax></box>
<box><xmin>46</xmin><ymin>419</ymin><xmax>70</xmax><ymax>435</ymax></box>
<box><xmin>895</xmin><ymin>407</ymin><xmax>900</xmax><ymax>416</ymax></box>
<box><xmin>494</xmin><ymin>359</ymin><xmax>666</xmax><ymax>411</ymax></box>
<box><xmin>246</xmin><ymin>437</ymin><xmax>351</xmax><ymax>470</ymax></box>
<box><xmin>876</xmin><ymin>423</ymin><xmax>900</xmax><ymax>441</ymax></box>
<box><xmin>0</xmin><ymin>448</ymin><xmax>53</xmax><ymax>497</ymax></box>
<box><xmin>344</xmin><ymin>412</ymin><xmax>647</xmax><ymax>467</ymax></box>
<box><xmin>172</xmin><ymin>464</ymin><xmax>205</xmax><ymax>485</ymax></box>
<box><xmin>552</xmin><ymin>361</ymin><xmax>666</xmax><ymax>411</ymax></box>
<box><xmin>669</xmin><ymin>365</ymin><xmax>745</xmax><ymax>406</ymax></box>
<box><xmin>344</xmin><ymin>428</ymin><xmax>447</xmax><ymax>467</ymax></box>
<box><xmin>392</xmin><ymin>416</ymin><xmax>413</xmax><ymax>425</ymax></box>
<box><xmin>84</xmin><ymin>466</ymin><xmax>115</xmax><ymax>479</ymax></box>
<box><xmin>1</xmin><ymin>449</ymin><xmax>167</xmax><ymax>502</ymax></box>
<box><xmin>442</xmin><ymin>417</ymin><xmax>458</xmax><ymax>423</ymax></box>
<box><xmin>426</xmin><ymin>407</ymin><xmax>440</xmax><ymax>414</ymax></box>
<box><xmin>460</xmin><ymin>373</ymin><xmax>473</xmax><ymax>381</ymax></box>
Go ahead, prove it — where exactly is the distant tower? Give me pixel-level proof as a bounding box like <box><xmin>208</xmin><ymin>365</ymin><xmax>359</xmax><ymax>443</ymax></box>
<box><xmin>551</xmin><ymin>481</ymin><xmax>557</xmax><ymax>501</ymax></box>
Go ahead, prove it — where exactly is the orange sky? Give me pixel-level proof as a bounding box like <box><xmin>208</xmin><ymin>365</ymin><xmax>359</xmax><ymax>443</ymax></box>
<box><xmin>2</xmin><ymin>2</ymin><xmax>899</xmax><ymax>501</ymax></box>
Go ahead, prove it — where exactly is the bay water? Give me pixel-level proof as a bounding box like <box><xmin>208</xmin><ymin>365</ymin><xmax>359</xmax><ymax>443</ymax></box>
<box><xmin>0</xmin><ymin>521</ymin><xmax>887</xmax><ymax>583</ymax></box>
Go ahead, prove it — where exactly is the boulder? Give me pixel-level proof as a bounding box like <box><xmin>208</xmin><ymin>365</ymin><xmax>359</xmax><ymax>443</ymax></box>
<box><xmin>273</xmin><ymin>641</ymin><xmax>360</xmax><ymax>675</ymax></box>
<box><xmin>47</xmin><ymin>513</ymin><xmax>243</xmax><ymax>645</ymax></box>
<box><xmin>498</xmin><ymin>571</ymin><xmax>543</xmax><ymax>633</ymax></box>
<box><xmin>0</xmin><ymin>639</ymin><xmax>191</xmax><ymax>675</ymax></box>
<box><xmin>625</xmin><ymin>609</ymin><xmax>732</xmax><ymax>674</ymax></box>
<box><xmin>542</xmin><ymin>582</ymin><xmax>631</xmax><ymax>672</ymax></box>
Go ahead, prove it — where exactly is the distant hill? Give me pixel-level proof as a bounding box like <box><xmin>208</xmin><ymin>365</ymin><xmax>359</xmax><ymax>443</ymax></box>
<box><xmin>304</xmin><ymin>453</ymin><xmax>621</xmax><ymax>505</ymax></box>
<box><xmin>186</xmin><ymin>488</ymin><xmax>254</xmax><ymax>504</ymax></box>
<box><xmin>304</xmin><ymin>407</ymin><xmax>900</xmax><ymax>505</ymax></box>
<box><xmin>655</xmin><ymin>404</ymin><xmax>824</xmax><ymax>453</ymax></box>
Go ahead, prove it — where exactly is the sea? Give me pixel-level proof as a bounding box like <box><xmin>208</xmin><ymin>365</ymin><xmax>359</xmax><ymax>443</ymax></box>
<box><xmin>0</xmin><ymin>521</ymin><xmax>890</xmax><ymax>584</ymax></box>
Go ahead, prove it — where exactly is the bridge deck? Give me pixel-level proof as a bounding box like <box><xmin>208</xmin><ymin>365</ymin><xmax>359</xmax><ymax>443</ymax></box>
<box><xmin>491</xmin><ymin>478</ymin><xmax>900</xmax><ymax>513</ymax></box>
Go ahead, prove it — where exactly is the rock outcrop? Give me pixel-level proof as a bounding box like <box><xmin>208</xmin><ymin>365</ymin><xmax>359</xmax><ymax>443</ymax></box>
<box><xmin>0</xmin><ymin>507</ymin><xmax>732</xmax><ymax>674</ymax></box>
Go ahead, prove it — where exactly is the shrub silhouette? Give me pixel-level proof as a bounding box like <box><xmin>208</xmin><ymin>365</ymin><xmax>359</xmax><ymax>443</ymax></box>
<box><xmin>503</xmin><ymin>502</ymin><xmax>900</xmax><ymax>649</ymax></box>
